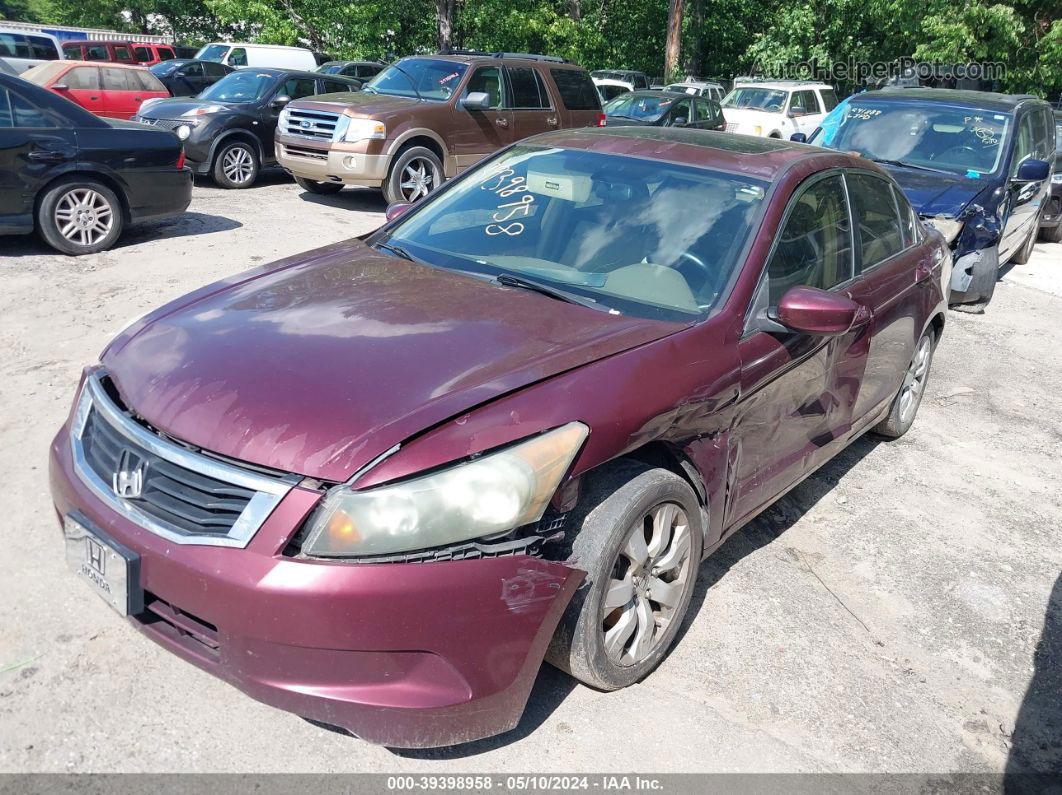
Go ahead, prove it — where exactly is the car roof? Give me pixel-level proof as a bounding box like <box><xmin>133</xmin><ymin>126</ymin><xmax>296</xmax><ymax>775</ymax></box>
<box><xmin>323</xmin><ymin>60</ymin><xmax>382</xmax><ymax>66</ymax></box>
<box><xmin>60</xmin><ymin>60</ymin><xmax>147</xmax><ymax>70</ymax></box>
<box><xmin>732</xmin><ymin>81</ymin><xmax>831</xmax><ymax>90</ymax></box>
<box><xmin>242</xmin><ymin>67</ymin><xmax>353</xmax><ymax>80</ymax></box>
<box><xmin>619</xmin><ymin>90</ymin><xmax>699</xmax><ymax>99</ymax></box>
<box><xmin>866</xmin><ymin>87</ymin><xmax>1047</xmax><ymax>111</ymax></box>
<box><xmin>525</xmin><ymin>126</ymin><xmax>857</xmax><ymax>181</ymax></box>
<box><xmin>410</xmin><ymin>53</ymin><xmax>584</xmax><ymax>69</ymax></box>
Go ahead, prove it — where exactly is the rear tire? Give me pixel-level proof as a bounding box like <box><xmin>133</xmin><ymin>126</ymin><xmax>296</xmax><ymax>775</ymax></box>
<box><xmin>872</xmin><ymin>329</ymin><xmax>936</xmax><ymax>439</ymax></box>
<box><xmin>546</xmin><ymin>461</ymin><xmax>703</xmax><ymax>691</ymax></box>
<box><xmin>212</xmin><ymin>140</ymin><xmax>259</xmax><ymax>189</ymax></box>
<box><xmin>295</xmin><ymin>176</ymin><xmax>343</xmax><ymax>195</ymax></box>
<box><xmin>37</xmin><ymin>178</ymin><xmax>124</xmax><ymax>255</ymax></box>
<box><xmin>382</xmin><ymin>146</ymin><xmax>444</xmax><ymax>205</ymax></box>
<box><xmin>1039</xmin><ymin>222</ymin><xmax>1062</xmax><ymax>244</ymax></box>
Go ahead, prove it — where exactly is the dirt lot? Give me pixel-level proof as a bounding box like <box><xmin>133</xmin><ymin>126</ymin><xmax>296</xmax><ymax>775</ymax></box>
<box><xmin>1</xmin><ymin>175</ymin><xmax>1060</xmax><ymax>774</ymax></box>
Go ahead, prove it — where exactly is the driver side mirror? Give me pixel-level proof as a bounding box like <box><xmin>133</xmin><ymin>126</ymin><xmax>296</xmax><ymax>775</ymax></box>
<box><xmin>385</xmin><ymin>202</ymin><xmax>412</xmax><ymax>222</ymax></box>
<box><xmin>773</xmin><ymin>286</ymin><xmax>864</xmax><ymax>335</ymax></box>
<box><xmin>460</xmin><ymin>91</ymin><xmax>492</xmax><ymax>111</ymax></box>
<box><xmin>671</xmin><ymin>116</ymin><xmax>688</xmax><ymax>127</ymax></box>
<box><xmin>789</xmin><ymin>132</ymin><xmax>807</xmax><ymax>143</ymax></box>
<box><xmin>1014</xmin><ymin>158</ymin><xmax>1050</xmax><ymax>183</ymax></box>
<box><xmin>52</xmin><ymin>84</ymin><xmax>69</xmax><ymax>91</ymax></box>
<box><xmin>788</xmin><ymin>107</ymin><xmax>806</xmax><ymax>118</ymax></box>
<box><xmin>271</xmin><ymin>94</ymin><xmax>291</xmax><ymax>110</ymax></box>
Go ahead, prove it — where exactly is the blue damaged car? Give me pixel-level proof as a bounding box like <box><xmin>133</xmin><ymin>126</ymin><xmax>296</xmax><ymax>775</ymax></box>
<box><xmin>798</xmin><ymin>88</ymin><xmax>1055</xmax><ymax>312</ymax></box>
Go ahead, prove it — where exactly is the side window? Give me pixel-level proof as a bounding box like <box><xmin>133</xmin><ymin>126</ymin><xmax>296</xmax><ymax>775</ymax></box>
<box><xmin>86</xmin><ymin>45</ymin><xmax>108</xmax><ymax>61</ymax></box>
<box><xmin>669</xmin><ymin>98</ymin><xmax>692</xmax><ymax>125</ymax></box>
<box><xmin>1011</xmin><ymin>113</ymin><xmax>1035</xmax><ymax>176</ymax></box>
<box><xmin>1032</xmin><ymin>108</ymin><xmax>1051</xmax><ymax>160</ymax></box>
<box><xmin>204</xmin><ymin>62</ymin><xmax>228</xmax><ymax>77</ymax></box>
<box><xmin>183</xmin><ymin>61</ymin><xmax>205</xmax><ymax>78</ymax></box>
<box><xmin>894</xmin><ymin>185</ymin><xmax>919</xmax><ymax>247</ymax></box>
<box><xmin>789</xmin><ymin>90</ymin><xmax>818</xmax><ymax>116</ymax></box>
<box><xmin>63</xmin><ymin>45</ymin><xmax>81</xmax><ymax>60</ymax></box>
<box><xmin>464</xmin><ymin>66</ymin><xmax>505</xmax><ymax>109</ymax></box>
<box><xmin>158</xmin><ymin>48</ymin><xmax>175</xmax><ymax>61</ymax></box>
<box><xmin>694</xmin><ymin>98</ymin><xmax>718</xmax><ymax>125</ymax></box>
<box><xmin>507</xmin><ymin>67</ymin><xmax>546</xmax><ymax>109</ymax></box>
<box><xmin>819</xmin><ymin>88</ymin><xmax>839</xmax><ymax>112</ymax></box>
<box><xmin>636</xmin><ymin>74</ymin><xmax>649</xmax><ymax>90</ymax></box>
<box><xmin>280</xmin><ymin>78</ymin><xmax>317</xmax><ymax>100</ymax></box>
<box><xmin>30</xmin><ymin>36</ymin><xmax>58</xmax><ymax>60</ymax></box>
<box><xmin>113</xmin><ymin>46</ymin><xmax>131</xmax><ymax>62</ymax></box>
<box><xmin>322</xmin><ymin>79</ymin><xmax>351</xmax><ymax>94</ymax></box>
<box><xmin>767</xmin><ymin>175</ymin><xmax>853</xmax><ymax>304</ymax></box>
<box><xmin>134</xmin><ymin>69</ymin><xmax>167</xmax><ymax>92</ymax></box>
<box><xmin>10</xmin><ymin>89</ymin><xmax>58</xmax><ymax>128</ymax></box>
<box><xmin>134</xmin><ymin>47</ymin><xmax>152</xmax><ymax>62</ymax></box>
<box><xmin>227</xmin><ymin>48</ymin><xmax>247</xmax><ymax>67</ymax></box>
<box><xmin>846</xmin><ymin>172</ymin><xmax>906</xmax><ymax>269</ymax></box>
<box><xmin>0</xmin><ymin>87</ymin><xmax>11</xmax><ymax>127</ymax></box>
<box><xmin>549</xmin><ymin>68</ymin><xmax>599</xmax><ymax>110</ymax></box>
<box><xmin>65</xmin><ymin>67</ymin><xmax>100</xmax><ymax>90</ymax></box>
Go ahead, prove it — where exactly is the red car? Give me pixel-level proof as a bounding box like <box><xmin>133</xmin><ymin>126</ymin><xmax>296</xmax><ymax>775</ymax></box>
<box><xmin>22</xmin><ymin>60</ymin><xmax>170</xmax><ymax>120</ymax></box>
<box><xmin>50</xmin><ymin>129</ymin><xmax>948</xmax><ymax>748</ymax></box>
<box><xmin>60</xmin><ymin>40</ymin><xmax>175</xmax><ymax>65</ymax></box>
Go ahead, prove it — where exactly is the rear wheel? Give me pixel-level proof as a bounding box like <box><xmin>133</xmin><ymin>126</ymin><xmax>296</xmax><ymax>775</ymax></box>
<box><xmin>383</xmin><ymin>146</ymin><xmax>443</xmax><ymax>204</ymax></box>
<box><xmin>1041</xmin><ymin>222</ymin><xmax>1062</xmax><ymax>244</ymax></box>
<box><xmin>873</xmin><ymin>329</ymin><xmax>935</xmax><ymax>439</ymax></box>
<box><xmin>547</xmin><ymin>462</ymin><xmax>703</xmax><ymax>691</ymax></box>
<box><xmin>212</xmin><ymin>140</ymin><xmax>258</xmax><ymax>189</ymax></box>
<box><xmin>37</xmin><ymin>179</ymin><xmax>124</xmax><ymax>255</ymax></box>
<box><xmin>295</xmin><ymin>176</ymin><xmax>344</xmax><ymax>195</ymax></box>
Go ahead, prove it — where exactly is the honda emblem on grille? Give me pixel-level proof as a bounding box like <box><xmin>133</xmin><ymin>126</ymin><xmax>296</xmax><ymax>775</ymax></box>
<box><xmin>112</xmin><ymin>449</ymin><xmax>147</xmax><ymax>499</ymax></box>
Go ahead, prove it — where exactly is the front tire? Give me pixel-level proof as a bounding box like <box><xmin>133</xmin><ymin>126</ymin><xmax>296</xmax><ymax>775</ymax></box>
<box><xmin>295</xmin><ymin>176</ymin><xmax>343</xmax><ymax>195</ymax></box>
<box><xmin>212</xmin><ymin>140</ymin><xmax>259</xmax><ymax>189</ymax></box>
<box><xmin>1009</xmin><ymin>216</ymin><xmax>1039</xmax><ymax>265</ymax></box>
<box><xmin>872</xmin><ymin>329</ymin><xmax>936</xmax><ymax>439</ymax></box>
<box><xmin>37</xmin><ymin>178</ymin><xmax>124</xmax><ymax>255</ymax></box>
<box><xmin>1041</xmin><ymin>222</ymin><xmax>1062</xmax><ymax>244</ymax></box>
<box><xmin>382</xmin><ymin>146</ymin><xmax>444</xmax><ymax>205</ymax></box>
<box><xmin>547</xmin><ymin>461</ymin><xmax>703</xmax><ymax>691</ymax></box>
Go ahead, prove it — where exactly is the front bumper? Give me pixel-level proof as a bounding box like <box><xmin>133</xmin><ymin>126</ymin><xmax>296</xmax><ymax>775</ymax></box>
<box><xmin>275</xmin><ymin>138</ymin><xmax>390</xmax><ymax>186</ymax></box>
<box><xmin>948</xmin><ymin>245</ymin><xmax>999</xmax><ymax>306</ymax></box>
<box><xmin>48</xmin><ymin>419</ymin><xmax>582</xmax><ymax>748</ymax></box>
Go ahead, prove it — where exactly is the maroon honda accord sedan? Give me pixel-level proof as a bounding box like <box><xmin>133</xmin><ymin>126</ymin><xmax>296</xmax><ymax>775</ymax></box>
<box><xmin>50</xmin><ymin>127</ymin><xmax>949</xmax><ymax>747</ymax></box>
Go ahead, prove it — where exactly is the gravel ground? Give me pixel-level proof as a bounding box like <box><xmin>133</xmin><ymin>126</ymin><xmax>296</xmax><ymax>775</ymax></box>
<box><xmin>1</xmin><ymin>175</ymin><xmax>1060</xmax><ymax>774</ymax></box>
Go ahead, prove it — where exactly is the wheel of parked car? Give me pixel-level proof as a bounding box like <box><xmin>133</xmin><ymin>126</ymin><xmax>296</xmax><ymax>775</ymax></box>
<box><xmin>546</xmin><ymin>461</ymin><xmax>703</xmax><ymax>691</ymax></box>
<box><xmin>872</xmin><ymin>329</ymin><xmax>936</xmax><ymax>439</ymax></box>
<box><xmin>1041</xmin><ymin>222</ymin><xmax>1062</xmax><ymax>244</ymax></box>
<box><xmin>294</xmin><ymin>177</ymin><xmax>344</xmax><ymax>195</ymax></box>
<box><xmin>384</xmin><ymin>146</ymin><xmax>444</xmax><ymax>205</ymax></box>
<box><xmin>213</xmin><ymin>140</ymin><xmax>259</xmax><ymax>189</ymax></box>
<box><xmin>1009</xmin><ymin>212</ymin><xmax>1040</xmax><ymax>265</ymax></box>
<box><xmin>37</xmin><ymin>178</ymin><xmax>125</xmax><ymax>256</ymax></box>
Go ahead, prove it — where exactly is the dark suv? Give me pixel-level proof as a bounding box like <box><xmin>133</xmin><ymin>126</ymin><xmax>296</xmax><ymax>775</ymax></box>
<box><xmin>276</xmin><ymin>51</ymin><xmax>603</xmax><ymax>203</ymax></box>
<box><xmin>133</xmin><ymin>67</ymin><xmax>360</xmax><ymax>188</ymax></box>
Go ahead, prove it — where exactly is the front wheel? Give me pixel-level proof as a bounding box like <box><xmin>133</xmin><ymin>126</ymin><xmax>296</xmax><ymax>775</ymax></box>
<box><xmin>295</xmin><ymin>176</ymin><xmax>343</xmax><ymax>195</ymax></box>
<box><xmin>382</xmin><ymin>146</ymin><xmax>444</xmax><ymax>204</ymax></box>
<box><xmin>1009</xmin><ymin>215</ymin><xmax>1039</xmax><ymax>265</ymax></box>
<box><xmin>37</xmin><ymin>179</ymin><xmax>124</xmax><ymax>255</ymax></box>
<box><xmin>1041</xmin><ymin>222</ymin><xmax>1062</xmax><ymax>244</ymax></box>
<box><xmin>547</xmin><ymin>462</ymin><xmax>703</xmax><ymax>691</ymax></box>
<box><xmin>872</xmin><ymin>330</ymin><xmax>936</xmax><ymax>439</ymax></box>
<box><xmin>212</xmin><ymin>140</ymin><xmax>259</xmax><ymax>189</ymax></box>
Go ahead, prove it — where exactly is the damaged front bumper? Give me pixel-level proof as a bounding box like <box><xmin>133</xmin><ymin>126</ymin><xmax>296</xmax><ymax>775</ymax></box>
<box><xmin>948</xmin><ymin>245</ymin><xmax>999</xmax><ymax>306</ymax></box>
<box><xmin>48</xmin><ymin>421</ymin><xmax>584</xmax><ymax>748</ymax></box>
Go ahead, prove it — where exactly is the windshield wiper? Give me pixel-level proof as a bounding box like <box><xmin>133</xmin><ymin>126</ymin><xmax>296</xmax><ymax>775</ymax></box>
<box><xmin>375</xmin><ymin>242</ymin><xmax>417</xmax><ymax>261</ymax></box>
<box><xmin>869</xmin><ymin>158</ymin><xmax>953</xmax><ymax>175</ymax></box>
<box><xmin>386</xmin><ymin>63</ymin><xmax>423</xmax><ymax>101</ymax></box>
<box><xmin>495</xmin><ymin>273</ymin><xmax>610</xmax><ymax>312</ymax></box>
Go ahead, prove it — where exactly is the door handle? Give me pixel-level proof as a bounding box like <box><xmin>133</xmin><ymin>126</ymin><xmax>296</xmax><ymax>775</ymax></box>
<box><xmin>546</xmin><ymin>116</ymin><xmax>558</xmax><ymax>126</ymax></box>
<box><xmin>495</xmin><ymin>118</ymin><xmax>509</xmax><ymax>128</ymax></box>
<box><xmin>852</xmin><ymin>304</ymin><xmax>872</xmax><ymax>326</ymax></box>
<box><xmin>28</xmin><ymin>150</ymin><xmax>69</xmax><ymax>162</ymax></box>
<box><xmin>134</xmin><ymin>96</ymin><xmax>142</xmax><ymax>102</ymax></box>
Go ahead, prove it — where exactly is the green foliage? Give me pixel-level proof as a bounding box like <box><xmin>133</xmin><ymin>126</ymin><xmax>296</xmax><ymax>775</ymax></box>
<box><xmin>8</xmin><ymin>0</ymin><xmax>1059</xmax><ymax>99</ymax></box>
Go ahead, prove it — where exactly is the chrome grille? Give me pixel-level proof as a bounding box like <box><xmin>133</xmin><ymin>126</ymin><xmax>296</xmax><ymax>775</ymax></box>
<box><xmin>70</xmin><ymin>372</ymin><xmax>299</xmax><ymax>548</ymax></box>
<box><xmin>134</xmin><ymin>117</ymin><xmax>194</xmax><ymax>131</ymax></box>
<box><xmin>282</xmin><ymin>143</ymin><xmax>328</xmax><ymax>161</ymax></box>
<box><xmin>281</xmin><ymin>107</ymin><xmax>342</xmax><ymax>140</ymax></box>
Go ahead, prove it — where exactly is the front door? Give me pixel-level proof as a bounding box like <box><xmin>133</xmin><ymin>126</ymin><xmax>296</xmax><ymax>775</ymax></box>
<box><xmin>1000</xmin><ymin>109</ymin><xmax>1050</xmax><ymax>260</ymax></box>
<box><xmin>451</xmin><ymin>65</ymin><xmax>513</xmax><ymax>170</ymax></box>
<box><xmin>729</xmin><ymin>172</ymin><xmax>862</xmax><ymax>526</ymax></box>
<box><xmin>788</xmin><ymin>89</ymin><xmax>824</xmax><ymax>137</ymax></box>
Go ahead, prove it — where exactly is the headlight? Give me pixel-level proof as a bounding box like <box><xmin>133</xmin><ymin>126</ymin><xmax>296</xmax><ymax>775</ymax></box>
<box><xmin>341</xmin><ymin>117</ymin><xmax>386</xmax><ymax>143</ymax></box>
<box><xmin>300</xmin><ymin>422</ymin><xmax>589</xmax><ymax>558</ymax></box>
<box><xmin>1052</xmin><ymin>172</ymin><xmax>1062</xmax><ymax>184</ymax></box>
<box><xmin>924</xmin><ymin>216</ymin><xmax>963</xmax><ymax>245</ymax></box>
<box><xmin>175</xmin><ymin>124</ymin><xmax>191</xmax><ymax>140</ymax></box>
<box><xmin>182</xmin><ymin>105</ymin><xmax>224</xmax><ymax>117</ymax></box>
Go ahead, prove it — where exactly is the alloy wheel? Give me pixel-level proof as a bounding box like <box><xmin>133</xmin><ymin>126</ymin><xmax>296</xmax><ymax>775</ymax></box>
<box><xmin>399</xmin><ymin>157</ymin><xmax>437</xmax><ymax>201</ymax></box>
<box><xmin>222</xmin><ymin>146</ymin><xmax>255</xmax><ymax>185</ymax></box>
<box><xmin>53</xmin><ymin>188</ymin><xmax>114</xmax><ymax>248</ymax></box>
<box><xmin>601</xmin><ymin>502</ymin><xmax>695</xmax><ymax>666</ymax></box>
<box><xmin>899</xmin><ymin>335</ymin><xmax>932</xmax><ymax>423</ymax></box>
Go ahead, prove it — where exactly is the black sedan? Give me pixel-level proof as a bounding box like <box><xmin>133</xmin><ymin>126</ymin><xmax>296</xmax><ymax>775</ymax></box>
<box><xmin>133</xmin><ymin>68</ymin><xmax>360</xmax><ymax>188</ymax></box>
<box><xmin>0</xmin><ymin>73</ymin><xmax>191</xmax><ymax>255</ymax></box>
<box><xmin>149</xmin><ymin>58</ymin><xmax>234</xmax><ymax>98</ymax></box>
<box><xmin>602</xmin><ymin>90</ymin><xmax>726</xmax><ymax>131</ymax></box>
<box><xmin>315</xmin><ymin>60</ymin><xmax>384</xmax><ymax>81</ymax></box>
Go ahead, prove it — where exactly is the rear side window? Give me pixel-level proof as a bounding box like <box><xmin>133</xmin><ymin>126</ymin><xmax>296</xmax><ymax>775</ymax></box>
<box><xmin>134</xmin><ymin>69</ymin><xmax>167</xmax><ymax>92</ymax></box>
<box><xmin>65</xmin><ymin>66</ymin><xmax>100</xmax><ymax>90</ymax></box>
<box><xmin>29</xmin><ymin>36</ymin><xmax>58</xmax><ymax>60</ymax></box>
<box><xmin>322</xmin><ymin>79</ymin><xmax>351</xmax><ymax>94</ymax></box>
<box><xmin>279</xmin><ymin>77</ymin><xmax>317</xmax><ymax>100</ymax></box>
<box><xmin>159</xmin><ymin>48</ymin><xmax>174</xmax><ymax>61</ymax></box>
<box><xmin>894</xmin><ymin>185</ymin><xmax>919</xmax><ymax>247</ymax></box>
<box><xmin>86</xmin><ymin>45</ymin><xmax>108</xmax><ymax>61</ymax></box>
<box><xmin>845</xmin><ymin>172</ymin><xmax>906</xmax><ymax>268</ymax></box>
<box><xmin>507</xmin><ymin>67</ymin><xmax>547</xmax><ymax>109</ymax></box>
<box><xmin>819</xmin><ymin>89</ymin><xmax>839</xmax><ymax>111</ymax></box>
<box><xmin>357</xmin><ymin>64</ymin><xmax>381</xmax><ymax>78</ymax></box>
<box><xmin>183</xmin><ymin>61</ymin><xmax>205</xmax><ymax>77</ymax></box>
<box><xmin>102</xmin><ymin>67</ymin><xmax>137</xmax><ymax>91</ymax></box>
<box><xmin>549</xmin><ymin>68</ymin><xmax>599</xmax><ymax>110</ymax></box>
<box><xmin>113</xmin><ymin>46</ymin><xmax>131</xmax><ymax>61</ymax></box>
<box><xmin>63</xmin><ymin>45</ymin><xmax>82</xmax><ymax>60</ymax></box>
<box><xmin>767</xmin><ymin>175</ymin><xmax>853</xmax><ymax>304</ymax></box>
<box><xmin>204</xmin><ymin>62</ymin><xmax>229</xmax><ymax>77</ymax></box>
<box><xmin>0</xmin><ymin>87</ymin><xmax>57</xmax><ymax>128</ymax></box>
<box><xmin>695</xmin><ymin>97</ymin><xmax>718</xmax><ymax>124</ymax></box>
<box><xmin>134</xmin><ymin>47</ymin><xmax>152</xmax><ymax>62</ymax></box>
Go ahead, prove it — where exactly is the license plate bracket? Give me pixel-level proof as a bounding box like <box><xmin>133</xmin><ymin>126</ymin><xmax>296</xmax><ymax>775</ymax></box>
<box><xmin>64</xmin><ymin>514</ymin><xmax>143</xmax><ymax>616</ymax></box>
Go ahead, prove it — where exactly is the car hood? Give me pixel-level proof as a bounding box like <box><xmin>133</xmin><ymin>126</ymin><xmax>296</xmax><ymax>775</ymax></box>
<box><xmin>291</xmin><ymin>91</ymin><xmax>422</xmax><ymax>117</ymax></box>
<box><xmin>603</xmin><ymin>116</ymin><xmax>655</xmax><ymax>127</ymax></box>
<box><xmin>880</xmin><ymin>166</ymin><xmax>994</xmax><ymax>217</ymax></box>
<box><xmin>137</xmin><ymin>98</ymin><xmax>241</xmax><ymax>118</ymax></box>
<box><xmin>102</xmin><ymin>241</ymin><xmax>682</xmax><ymax>482</ymax></box>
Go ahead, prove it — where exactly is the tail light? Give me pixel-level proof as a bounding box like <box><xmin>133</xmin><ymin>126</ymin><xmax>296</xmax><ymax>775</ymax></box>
<box><xmin>597</xmin><ymin>113</ymin><xmax>607</xmax><ymax>128</ymax></box>
<box><xmin>176</xmin><ymin>149</ymin><xmax>185</xmax><ymax>170</ymax></box>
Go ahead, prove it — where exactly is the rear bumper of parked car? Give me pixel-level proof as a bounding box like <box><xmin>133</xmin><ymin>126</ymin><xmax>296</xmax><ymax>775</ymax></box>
<box><xmin>275</xmin><ymin>138</ymin><xmax>391</xmax><ymax>186</ymax></box>
<box><xmin>127</xmin><ymin>168</ymin><xmax>193</xmax><ymax>223</ymax></box>
<box><xmin>48</xmin><ymin>417</ymin><xmax>583</xmax><ymax>748</ymax></box>
<box><xmin>1041</xmin><ymin>187</ymin><xmax>1061</xmax><ymax>229</ymax></box>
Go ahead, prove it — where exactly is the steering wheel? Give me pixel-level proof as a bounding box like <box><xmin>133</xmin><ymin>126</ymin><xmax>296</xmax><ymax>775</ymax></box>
<box><xmin>673</xmin><ymin>251</ymin><xmax>720</xmax><ymax>300</ymax></box>
<box><xmin>931</xmin><ymin>145</ymin><xmax>979</xmax><ymax>163</ymax></box>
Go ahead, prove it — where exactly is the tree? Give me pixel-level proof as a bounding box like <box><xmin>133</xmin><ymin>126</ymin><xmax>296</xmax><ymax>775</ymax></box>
<box><xmin>437</xmin><ymin>0</ymin><xmax>458</xmax><ymax>50</ymax></box>
<box><xmin>664</xmin><ymin>0</ymin><xmax>684</xmax><ymax>79</ymax></box>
